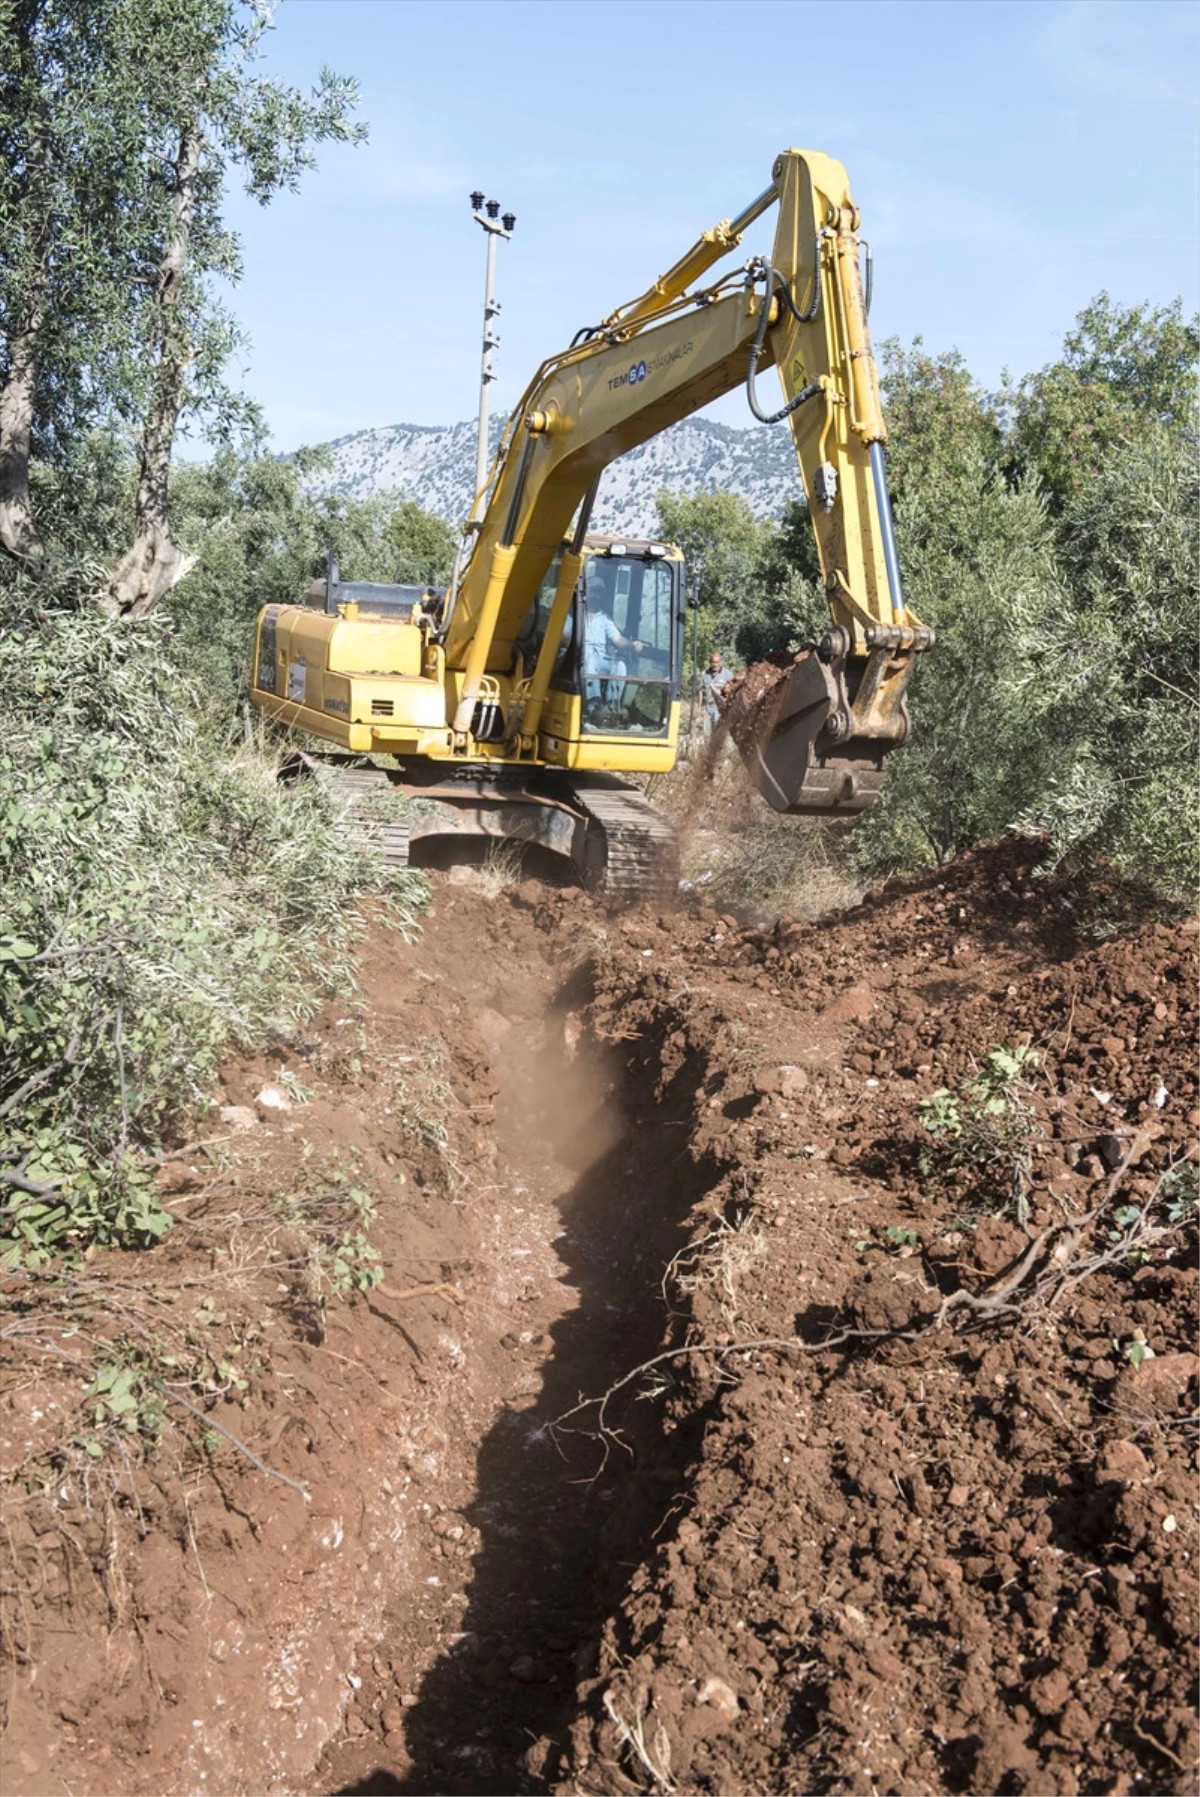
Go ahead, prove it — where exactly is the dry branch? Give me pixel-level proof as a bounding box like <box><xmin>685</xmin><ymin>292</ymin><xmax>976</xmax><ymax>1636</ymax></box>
<box><xmin>163</xmin><ymin>1390</ymin><xmax>310</xmax><ymax>1502</ymax></box>
<box><xmin>553</xmin><ymin>1140</ymin><xmax>1190</xmax><ymax>1460</ymax></box>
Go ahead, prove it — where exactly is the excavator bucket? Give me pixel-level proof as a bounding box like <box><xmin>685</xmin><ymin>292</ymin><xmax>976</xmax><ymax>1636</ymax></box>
<box><xmin>722</xmin><ymin>640</ymin><xmax>922</xmax><ymax>817</ymax></box>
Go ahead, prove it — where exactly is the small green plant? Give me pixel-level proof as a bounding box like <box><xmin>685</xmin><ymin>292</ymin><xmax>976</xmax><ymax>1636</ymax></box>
<box><xmin>885</xmin><ymin>1225</ymin><xmax>920</xmax><ymax>1249</ymax></box>
<box><xmin>328</xmin><ymin>1229</ymin><xmax>383</xmax><ymax>1297</ymax></box>
<box><xmin>388</xmin><ymin>1038</ymin><xmax>461</xmax><ymax>1182</ymax></box>
<box><xmin>1162</xmin><ymin>1161</ymin><xmax>1199</xmax><ymax>1227</ymax></box>
<box><xmin>1098</xmin><ymin>1162</ymin><xmax>1198</xmax><ymax>1270</ymax></box>
<box><xmin>282</xmin><ymin>1168</ymin><xmax>384</xmax><ymax>1310</ymax></box>
<box><xmin>918</xmin><ymin>1044</ymin><xmax>1044</xmax><ymax>1223</ymax></box>
<box><xmin>1106</xmin><ymin>1204</ymin><xmax>1155</xmax><ymax>1265</ymax></box>
<box><xmin>86</xmin><ymin>1361</ymin><xmax>167</xmax><ymax>1438</ymax></box>
<box><xmin>274</xmin><ymin>1066</ymin><xmax>312</xmax><ymax>1105</ymax></box>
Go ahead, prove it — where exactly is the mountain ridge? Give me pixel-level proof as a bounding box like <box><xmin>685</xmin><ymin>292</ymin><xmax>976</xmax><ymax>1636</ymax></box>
<box><xmin>311</xmin><ymin>412</ymin><xmax>804</xmax><ymax>536</ymax></box>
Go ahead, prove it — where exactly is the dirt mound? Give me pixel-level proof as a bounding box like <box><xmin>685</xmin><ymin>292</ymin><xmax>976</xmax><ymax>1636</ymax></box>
<box><xmin>556</xmin><ymin>840</ymin><xmax>1198</xmax><ymax>1796</ymax></box>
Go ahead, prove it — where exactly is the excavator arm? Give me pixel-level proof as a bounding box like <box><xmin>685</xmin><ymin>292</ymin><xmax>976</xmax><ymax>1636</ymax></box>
<box><xmin>440</xmin><ymin>147</ymin><xmax>932</xmax><ymax>815</ymax></box>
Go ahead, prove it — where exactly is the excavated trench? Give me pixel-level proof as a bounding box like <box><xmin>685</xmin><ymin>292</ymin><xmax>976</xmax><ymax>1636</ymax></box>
<box><xmin>2</xmin><ymin>884</ymin><xmax>720</xmax><ymax>1797</ymax></box>
<box><xmin>7</xmin><ymin>863</ymin><xmax>1196</xmax><ymax>1797</ymax></box>
<box><xmin>313</xmin><ymin>901</ymin><xmax>719</xmax><ymax>1796</ymax></box>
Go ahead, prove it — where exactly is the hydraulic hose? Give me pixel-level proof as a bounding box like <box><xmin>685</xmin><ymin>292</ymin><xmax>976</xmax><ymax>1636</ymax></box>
<box><xmin>745</xmin><ymin>256</ymin><xmax>824</xmax><ymax>426</ymax></box>
<box><xmin>502</xmin><ymin>430</ymin><xmax>537</xmax><ymax>546</ymax></box>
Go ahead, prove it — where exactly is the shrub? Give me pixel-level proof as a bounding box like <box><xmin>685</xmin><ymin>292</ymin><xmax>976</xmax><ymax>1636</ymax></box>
<box><xmin>848</xmin><ymin>464</ymin><xmax>1062</xmax><ymax>876</ymax></box>
<box><xmin>0</xmin><ymin>572</ymin><xmax>426</xmax><ymax>1260</ymax></box>
<box><xmin>919</xmin><ymin>1045</ymin><xmax>1044</xmax><ymax>1223</ymax></box>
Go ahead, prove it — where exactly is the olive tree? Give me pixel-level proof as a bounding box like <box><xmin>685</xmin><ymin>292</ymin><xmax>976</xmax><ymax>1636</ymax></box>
<box><xmin>1011</xmin><ymin>294</ymin><xmax>1198</xmax><ymax>511</ymax></box>
<box><xmin>0</xmin><ymin>0</ymin><xmax>365</xmax><ymax>611</ymax></box>
<box><xmin>105</xmin><ymin>0</ymin><xmax>365</xmax><ymax>614</ymax></box>
<box><xmin>0</xmin><ymin>0</ymin><xmax>157</xmax><ymax>565</ymax></box>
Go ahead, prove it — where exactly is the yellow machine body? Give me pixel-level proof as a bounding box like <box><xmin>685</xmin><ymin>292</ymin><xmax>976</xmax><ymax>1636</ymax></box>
<box><xmin>251</xmin><ymin>540</ymin><xmax>685</xmax><ymax>774</ymax></box>
<box><xmin>250</xmin><ymin>148</ymin><xmax>932</xmax><ymax>892</ymax></box>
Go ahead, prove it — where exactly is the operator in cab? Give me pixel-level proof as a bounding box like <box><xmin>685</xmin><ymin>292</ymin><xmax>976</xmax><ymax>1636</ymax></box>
<box><xmin>583</xmin><ymin>569</ymin><xmax>644</xmax><ymax>703</ymax></box>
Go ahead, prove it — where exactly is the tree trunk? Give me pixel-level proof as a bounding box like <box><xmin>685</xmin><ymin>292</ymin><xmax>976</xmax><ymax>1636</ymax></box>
<box><xmin>0</xmin><ymin>48</ymin><xmax>51</xmax><ymax>574</ymax></box>
<box><xmin>0</xmin><ymin>304</ymin><xmax>49</xmax><ymax>568</ymax></box>
<box><xmin>106</xmin><ymin>120</ymin><xmax>201</xmax><ymax>617</ymax></box>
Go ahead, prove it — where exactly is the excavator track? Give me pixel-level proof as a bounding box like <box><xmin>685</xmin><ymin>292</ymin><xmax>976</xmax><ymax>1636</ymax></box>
<box><xmin>566</xmin><ymin>778</ymin><xmax>681</xmax><ymax>908</ymax></box>
<box><xmin>284</xmin><ymin>755</ymin><xmax>679</xmax><ymax>905</ymax></box>
<box><xmin>286</xmin><ymin>758</ymin><xmax>413</xmax><ymax>869</ymax></box>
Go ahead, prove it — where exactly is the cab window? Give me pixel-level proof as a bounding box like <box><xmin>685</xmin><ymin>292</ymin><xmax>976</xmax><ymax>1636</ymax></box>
<box><xmin>517</xmin><ymin>553</ymin><xmax>575</xmax><ymax>675</ymax></box>
<box><xmin>580</xmin><ymin>554</ymin><xmax>675</xmax><ymax>737</ymax></box>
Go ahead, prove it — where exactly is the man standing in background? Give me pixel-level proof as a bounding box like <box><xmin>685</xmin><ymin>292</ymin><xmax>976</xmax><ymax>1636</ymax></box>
<box><xmin>701</xmin><ymin>651</ymin><xmax>732</xmax><ymax>728</ymax></box>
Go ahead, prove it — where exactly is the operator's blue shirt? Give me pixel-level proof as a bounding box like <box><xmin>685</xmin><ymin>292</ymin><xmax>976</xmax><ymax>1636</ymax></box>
<box><xmin>585</xmin><ymin>608</ymin><xmax>624</xmax><ymax>672</ymax></box>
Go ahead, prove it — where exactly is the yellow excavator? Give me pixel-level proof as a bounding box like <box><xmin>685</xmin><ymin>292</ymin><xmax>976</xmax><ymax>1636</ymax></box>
<box><xmin>250</xmin><ymin>148</ymin><xmax>932</xmax><ymax>902</ymax></box>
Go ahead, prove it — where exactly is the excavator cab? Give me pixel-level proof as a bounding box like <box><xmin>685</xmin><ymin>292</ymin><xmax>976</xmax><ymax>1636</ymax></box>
<box><xmin>578</xmin><ymin>548</ymin><xmax>677</xmax><ymax>736</ymax></box>
<box><xmin>516</xmin><ymin>535</ymin><xmax>684</xmax><ymax>763</ymax></box>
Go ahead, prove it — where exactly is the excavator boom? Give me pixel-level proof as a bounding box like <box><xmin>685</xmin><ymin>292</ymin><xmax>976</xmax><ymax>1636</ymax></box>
<box><xmin>440</xmin><ymin>148</ymin><xmax>931</xmax><ymax>812</ymax></box>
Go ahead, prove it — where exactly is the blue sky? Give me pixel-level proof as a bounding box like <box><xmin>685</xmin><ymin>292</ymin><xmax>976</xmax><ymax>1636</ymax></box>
<box><xmin>224</xmin><ymin>0</ymin><xmax>1199</xmax><ymax>449</ymax></box>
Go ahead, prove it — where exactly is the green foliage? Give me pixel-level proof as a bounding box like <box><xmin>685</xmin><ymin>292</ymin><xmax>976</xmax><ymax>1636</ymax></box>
<box><xmin>122</xmin><ymin>0</ymin><xmax>366</xmax><ymax>448</ymax></box>
<box><xmin>734</xmin><ymin>512</ymin><xmax>826</xmax><ymax>666</ymax></box>
<box><xmin>879</xmin><ymin>339</ymin><xmax>1004</xmax><ymax>503</ymax></box>
<box><xmin>25</xmin><ymin>440</ymin><xmax>457</xmax><ymax>705</ymax></box>
<box><xmin>27</xmin><ymin>432</ymin><xmax>136</xmax><ymax>565</ymax></box>
<box><xmin>300</xmin><ymin>487</ymin><xmax>457</xmax><ymax>592</ymax></box>
<box><xmin>161</xmin><ymin>445</ymin><xmax>326</xmax><ymax>700</ymax></box>
<box><xmin>918</xmin><ymin>1045</ymin><xmax>1044</xmax><ymax>1223</ymax></box>
<box><xmin>1</xmin><ymin>0</ymin><xmax>365</xmax><ymax>570</ymax></box>
<box><xmin>0</xmin><ymin>570</ymin><xmax>427</xmax><ymax>1261</ymax></box>
<box><xmin>1011</xmin><ymin>294</ymin><xmax>1199</xmax><ymax>510</ymax></box>
<box><xmin>731</xmin><ymin>577</ymin><xmax>825</xmax><ymax>666</ymax></box>
<box><xmin>86</xmin><ymin>1360</ymin><xmax>167</xmax><ymax>1441</ymax></box>
<box><xmin>655</xmin><ymin>488</ymin><xmax>762</xmax><ymax>667</ymax></box>
<box><xmin>847</xmin><ymin>302</ymin><xmax>1198</xmax><ymax>901</ymax></box>
<box><xmin>885</xmin><ymin>1225</ymin><xmax>919</xmax><ymax>1249</ymax></box>
<box><xmin>654</xmin><ymin>487</ymin><xmax>826</xmax><ymax>669</ymax></box>
<box><xmin>1163</xmin><ymin>1162</ymin><xmax>1199</xmax><ymax>1229</ymax></box>
<box><xmin>1</xmin><ymin>2</ymin><xmax>158</xmax><ymax>460</ymax></box>
<box><xmin>655</xmin><ymin>489</ymin><xmax>762</xmax><ymax>617</ymax></box>
<box><xmin>757</xmin><ymin>497</ymin><xmax>822</xmax><ymax>588</ymax></box>
<box><xmin>279</xmin><ymin>1152</ymin><xmax>384</xmax><ymax>1307</ymax></box>
<box><xmin>1011</xmin><ymin>425</ymin><xmax>1198</xmax><ymax>904</ymax></box>
<box><xmin>850</xmin><ymin>466</ymin><xmax>1061</xmax><ymax>874</ymax></box>
<box><xmin>376</xmin><ymin>497</ymin><xmax>458</xmax><ymax>587</ymax></box>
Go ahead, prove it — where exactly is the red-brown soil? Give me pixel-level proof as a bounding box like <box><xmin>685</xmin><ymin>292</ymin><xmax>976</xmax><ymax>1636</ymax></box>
<box><xmin>558</xmin><ymin>842</ymin><xmax>1199</xmax><ymax>1797</ymax></box>
<box><xmin>2</xmin><ymin>842</ymin><xmax>1196</xmax><ymax>1797</ymax></box>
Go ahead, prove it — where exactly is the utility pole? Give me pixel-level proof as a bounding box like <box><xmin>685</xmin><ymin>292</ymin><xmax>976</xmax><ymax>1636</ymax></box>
<box><xmin>469</xmin><ymin>193</ymin><xmax>515</xmax><ymax>520</ymax></box>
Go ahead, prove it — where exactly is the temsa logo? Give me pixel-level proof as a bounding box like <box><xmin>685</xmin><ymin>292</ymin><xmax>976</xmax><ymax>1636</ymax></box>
<box><xmin>608</xmin><ymin>360</ymin><xmax>647</xmax><ymax>392</ymax></box>
<box><xmin>606</xmin><ymin>341</ymin><xmax>693</xmax><ymax>393</ymax></box>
